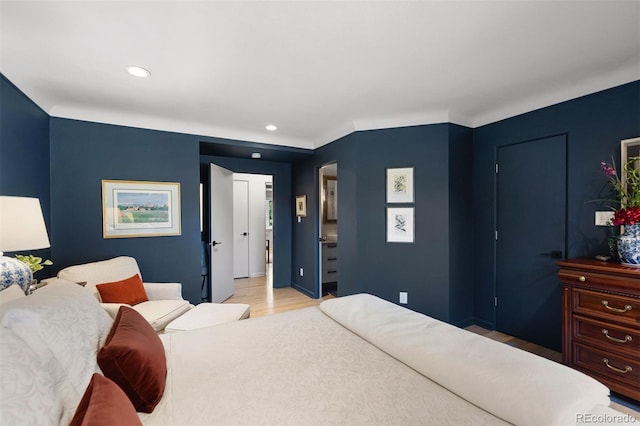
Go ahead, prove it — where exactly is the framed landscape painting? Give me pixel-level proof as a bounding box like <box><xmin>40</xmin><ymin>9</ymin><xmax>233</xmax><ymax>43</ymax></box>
<box><xmin>102</xmin><ymin>180</ymin><xmax>181</xmax><ymax>238</ymax></box>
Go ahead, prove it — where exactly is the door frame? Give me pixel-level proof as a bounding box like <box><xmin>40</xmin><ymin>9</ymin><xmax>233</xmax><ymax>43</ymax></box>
<box><xmin>317</xmin><ymin>161</ymin><xmax>338</xmax><ymax>298</ymax></box>
<box><xmin>233</xmin><ymin>179</ymin><xmax>250</xmax><ymax>278</ymax></box>
<box><xmin>202</xmin><ymin>158</ymin><xmax>291</xmax><ymax>297</ymax></box>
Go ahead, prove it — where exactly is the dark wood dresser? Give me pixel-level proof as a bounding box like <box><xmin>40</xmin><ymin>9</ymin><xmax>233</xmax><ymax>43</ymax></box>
<box><xmin>558</xmin><ymin>258</ymin><xmax>640</xmax><ymax>401</ymax></box>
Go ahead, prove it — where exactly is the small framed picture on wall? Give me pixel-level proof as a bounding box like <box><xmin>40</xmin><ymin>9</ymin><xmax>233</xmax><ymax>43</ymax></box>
<box><xmin>386</xmin><ymin>167</ymin><xmax>414</xmax><ymax>203</ymax></box>
<box><xmin>295</xmin><ymin>195</ymin><xmax>307</xmax><ymax>217</ymax></box>
<box><xmin>386</xmin><ymin>207</ymin><xmax>414</xmax><ymax>243</ymax></box>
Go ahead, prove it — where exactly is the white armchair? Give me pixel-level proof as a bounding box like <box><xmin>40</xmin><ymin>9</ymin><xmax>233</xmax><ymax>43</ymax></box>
<box><xmin>51</xmin><ymin>256</ymin><xmax>192</xmax><ymax>331</ymax></box>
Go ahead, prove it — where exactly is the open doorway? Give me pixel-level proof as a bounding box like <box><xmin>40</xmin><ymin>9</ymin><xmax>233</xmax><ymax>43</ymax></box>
<box><xmin>265</xmin><ymin>181</ymin><xmax>273</xmax><ymax>268</ymax></box>
<box><xmin>203</xmin><ymin>166</ymin><xmax>274</xmax><ymax>303</ymax></box>
<box><xmin>318</xmin><ymin>163</ymin><xmax>337</xmax><ymax>296</ymax></box>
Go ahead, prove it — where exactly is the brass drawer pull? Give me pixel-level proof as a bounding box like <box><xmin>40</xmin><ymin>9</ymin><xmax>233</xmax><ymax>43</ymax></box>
<box><xmin>602</xmin><ymin>358</ymin><xmax>633</xmax><ymax>374</ymax></box>
<box><xmin>602</xmin><ymin>329</ymin><xmax>633</xmax><ymax>344</ymax></box>
<box><xmin>601</xmin><ymin>300</ymin><xmax>633</xmax><ymax>313</ymax></box>
<box><xmin>565</xmin><ymin>274</ymin><xmax>587</xmax><ymax>282</ymax></box>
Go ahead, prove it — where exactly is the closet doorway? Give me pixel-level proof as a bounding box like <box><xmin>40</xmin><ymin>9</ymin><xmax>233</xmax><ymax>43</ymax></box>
<box><xmin>318</xmin><ymin>163</ymin><xmax>338</xmax><ymax>296</ymax></box>
<box><xmin>232</xmin><ymin>173</ymin><xmax>273</xmax><ymax>280</ymax></box>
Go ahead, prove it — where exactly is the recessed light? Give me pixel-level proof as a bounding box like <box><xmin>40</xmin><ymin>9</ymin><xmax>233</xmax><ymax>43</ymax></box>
<box><xmin>251</xmin><ymin>152</ymin><xmax>262</xmax><ymax>159</ymax></box>
<box><xmin>265</xmin><ymin>124</ymin><xmax>277</xmax><ymax>131</ymax></box>
<box><xmin>125</xmin><ymin>65</ymin><xmax>151</xmax><ymax>78</ymax></box>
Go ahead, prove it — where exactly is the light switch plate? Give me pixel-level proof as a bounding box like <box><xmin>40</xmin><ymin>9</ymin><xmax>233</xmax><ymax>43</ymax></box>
<box><xmin>399</xmin><ymin>292</ymin><xmax>408</xmax><ymax>304</ymax></box>
<box><xmin>595</xmin><ymin>211</ymin><xmax>614</xmax><ymax>226</ymax></box>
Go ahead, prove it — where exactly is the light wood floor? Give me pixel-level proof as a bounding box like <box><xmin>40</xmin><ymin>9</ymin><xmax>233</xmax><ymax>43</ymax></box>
<box><xmin>224</xmin><ymin>266</ymin><xmax>639</xmax><ymax>417</ymax></box>
<box><xmin>224</xmin><ymin>264</ymin><xmax>334</xmax><ymax>317</ymax></box>
<box><xmin>225</xmin><ymin>265</ymin><xmax>561</xmax><ymax>360</ymax></box>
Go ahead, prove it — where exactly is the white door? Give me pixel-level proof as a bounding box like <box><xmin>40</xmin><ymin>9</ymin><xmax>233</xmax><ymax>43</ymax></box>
<box><xmin>233</xmin><ymin>179</ymin><xmax>249</xmax><ymax>278</ymax></box>
<box><xmin>209</xmin><ymin>164</ymin><xmax>234</xmax><ymax>303</ymax></box>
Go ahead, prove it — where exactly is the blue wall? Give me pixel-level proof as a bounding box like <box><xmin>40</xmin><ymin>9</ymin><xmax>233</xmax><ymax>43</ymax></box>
<box><xmin>472</xmin><ymin>81</ymin><xmax>640</xmax><ymax>327</ymax></box>
<box><xmin>293</xmin><ymin>124</ymin><xmax>474</xmax><ymax>324</ymax></box>
<box><xmin>0</xmin><ymin>75</ymin><xmax>52</xmax><ymax>278</ymax></box>
<box><xmin>49</xmin><ymin>118</ymin><xmax>203</xmax><ymax>303</ymax></box>
<box><xmin>4</xmin><ymin>71</ymin><xmax>639</xmax><ymax>334</ymax></box>
<box><xmin>448</xmin><ymin>124</ymin><xmax>474</xmax><ymax>324</ymax></box>
<box><xmin>199</xmin><ymin>155</ymin><xmax>293</xmax><ymax>289</ymax></box>
<box><xmin>291</xmin><ymin>155</ymin><xmax>319</xmax><ymax>297</ymax></box>
<box><xmin>292</xmin><ymin>134</ymin><xmax>360</xmax><ymax>298</ymax></box>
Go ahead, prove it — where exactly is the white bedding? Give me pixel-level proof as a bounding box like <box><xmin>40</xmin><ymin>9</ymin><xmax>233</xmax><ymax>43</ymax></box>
<box><xmin>142</xmin><ymin>306</ymin><xmax>508</xmax><ymax>426</ymax></box>
<box><xmin>139</xmin><ymin>294</ymin><xmax>622</xmax><ymax>426</ymax></box>
<box><xmin>0</xmin><ymin>283</ymin><xmax>633</xmax><ymax>426</ymax></box>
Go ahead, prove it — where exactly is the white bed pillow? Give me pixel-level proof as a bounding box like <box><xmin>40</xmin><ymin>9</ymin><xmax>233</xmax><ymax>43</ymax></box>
<box><xmin>1</xmin><ymin>281</ymin><xmax>113</xmax><ymax>424</ymax></box>
<box><xmin>0</xmin><ymin>327</ymin><xmax>63</xmax><ymax>425</ymax></box>
<box><xmin>321</xmin><ymin>294</ymin><xmax>610</xmax><ymax>426</ymax></box>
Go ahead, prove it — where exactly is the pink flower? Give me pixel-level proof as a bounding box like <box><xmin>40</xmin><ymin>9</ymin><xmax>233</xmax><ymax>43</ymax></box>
<box><xmin>599</xmin><ymin>156</ymin><xmax>640</xmax><ymax>225</ymax></box>
<box><xmin>600</xmin><ymin>161</ymin><xmax>617</xmax><ymax>176</ymax></box>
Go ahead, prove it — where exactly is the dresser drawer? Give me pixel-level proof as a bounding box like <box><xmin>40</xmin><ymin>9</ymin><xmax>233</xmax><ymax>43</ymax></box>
<box><xmin>322</xmin><ymin>269</ymin><xmax>338</xmax><ymax>283</ymax></box>
<box><xmin>323</xmin><ymin>243</ymin><xmax>338</xmax><ymax>257</ymax></box>
<box><xmin>573</xmin><ymin>288</ymin><xmax>640</xmax><ymax>326</ymax></box>
<box><xmin>573</xmin><ymin>315</ymin><xmax>640</xmax><ymax>359</ymax></box>
<box><xmin>573</xmin><ymin>343</ymin><xmax>640</xmax><ymax>392</ymax></box>
<box><xmin>324</xmin><ymin>257</ymin><xmax>337</xmax><ymax>270</ymax></box>
<box><xmin>559</xmin><ymin>268</ymin><xmax>633</xmax><ymax>289</ymax></box>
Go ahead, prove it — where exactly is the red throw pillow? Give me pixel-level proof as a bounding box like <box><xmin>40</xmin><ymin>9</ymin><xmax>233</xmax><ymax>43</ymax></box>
<box><xmin>97</xmin><ymin>306</ymin><xmax>167</xmax><ymax>412</ymax></box>
<box><xmin>96</xmin><ymin>274</ymin><xmax>149</xmax><ymax>305</ymax></box>
<box><xmin>70</xmin><ymin>373</ymin><xmax>142</xmax><ymax>426</ymax></box>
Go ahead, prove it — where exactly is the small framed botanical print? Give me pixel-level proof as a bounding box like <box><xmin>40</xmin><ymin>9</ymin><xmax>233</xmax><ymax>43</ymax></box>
<box><xmin>386</xmin><ymin>167</ymin><xmax>414</xmax><ymax>203</ymax></box>
<box><xmin>387</xmin><ymin>207</ymin><xmax>414</xmax><ymax>243</ymax></box>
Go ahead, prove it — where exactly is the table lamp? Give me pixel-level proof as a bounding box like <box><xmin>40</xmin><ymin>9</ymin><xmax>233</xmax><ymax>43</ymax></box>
<box><xmin>0</xmin><ymin>196</ymin><xmax>51</xmax><ymax>293</ymax></box>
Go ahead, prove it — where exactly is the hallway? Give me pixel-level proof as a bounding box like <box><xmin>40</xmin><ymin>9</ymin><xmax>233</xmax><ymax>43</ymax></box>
<box><xmin>224</xmin><ymin>264</ymin><xmax>334</xmax><ymax>317</ymax></box>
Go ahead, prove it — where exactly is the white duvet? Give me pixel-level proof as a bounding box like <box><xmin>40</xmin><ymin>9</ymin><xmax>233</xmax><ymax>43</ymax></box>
<box><xmin>140</xmin><ymin>293</ymin><xmax>619</xmax><ymax>426</ymax></box>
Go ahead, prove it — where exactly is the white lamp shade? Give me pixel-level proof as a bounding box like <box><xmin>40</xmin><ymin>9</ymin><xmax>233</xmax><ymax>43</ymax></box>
<box><xmin>0</xmin><ymin>196</ymin><xmax>51</xmax><ymax>252</ymax></box>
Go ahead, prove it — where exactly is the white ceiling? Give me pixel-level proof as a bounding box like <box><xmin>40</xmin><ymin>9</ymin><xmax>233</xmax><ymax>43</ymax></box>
<box><xmin>1</xmin><ymin>1</ymin><xmax>639</xmax><ymax>150</ymax></box>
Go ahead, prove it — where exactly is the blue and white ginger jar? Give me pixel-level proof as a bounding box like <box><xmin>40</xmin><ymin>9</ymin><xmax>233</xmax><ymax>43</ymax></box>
<box><xmin>617</xmin><ymin>223</ymin><xmax>640</xmax><ymax>266</ymax></box>
<box><xmin>0</xmin><ymin>256</ymin><xmax>32</xmax><ymax>292</ymax></box>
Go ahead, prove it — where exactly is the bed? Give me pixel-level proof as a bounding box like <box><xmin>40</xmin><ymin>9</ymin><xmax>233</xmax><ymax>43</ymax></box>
<box><xmin>0</xmin><ymin>281</ymin><xmax>632</xmax><ymax>425</ymax></box>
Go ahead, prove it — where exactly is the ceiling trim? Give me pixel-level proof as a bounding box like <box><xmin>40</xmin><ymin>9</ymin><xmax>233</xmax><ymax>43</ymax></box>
<box><xmin>41</xmin><ymin>68</ymin><xmax>640</xmax><ymax>151</ymax></box>
<box><xmin>471</xmin><ymin>64</ymin><xmax>640</xmax><ymax>128</ymax></box>
<box><xmin>48</xmin><ymin>104</ymin><xmax>315</xmax><ymax>150</ymax></box>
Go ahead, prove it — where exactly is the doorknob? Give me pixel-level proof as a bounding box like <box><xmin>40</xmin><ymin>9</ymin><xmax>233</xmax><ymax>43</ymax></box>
<box><xmin>210</xmin><ymin>241</ymin><xmax>222</xmax><ymax>247</ymax></box>
<box><xmin>540</xmin><ymin>250</ymin><xmax>562</xmax><ymax>259</ymax></box>
<box><xmin>241</xmin><ymin>232</ymin><xmax>248</xmax><ymax>236</ymax></box>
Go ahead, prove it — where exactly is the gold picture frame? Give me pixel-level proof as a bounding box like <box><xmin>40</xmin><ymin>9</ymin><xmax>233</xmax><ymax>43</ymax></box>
<box><xmin>102</xmin><ymin>180</ymin><xmax>181</xmax><ymax>238</ymax></box>
<box><xmin>323</xmin><ymin>175</ymin><xmax>337</xmax><ymax>224</ymax></box>
<box><xmin>295</xmin><ymin>194</ymin><xmax>307</xmax><ymax>217</ymax></box>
